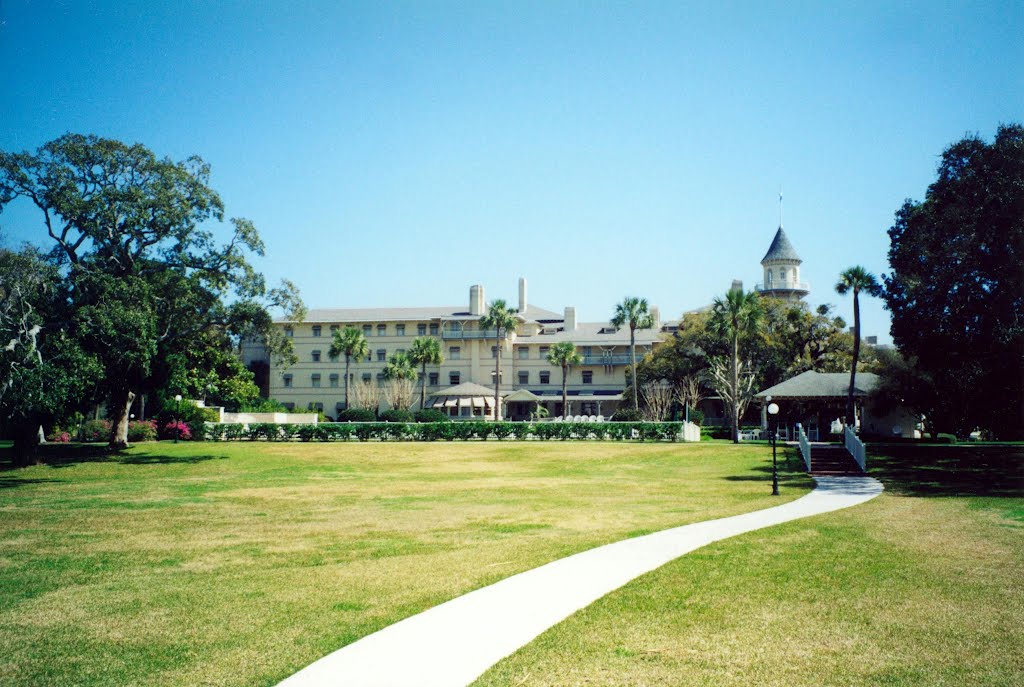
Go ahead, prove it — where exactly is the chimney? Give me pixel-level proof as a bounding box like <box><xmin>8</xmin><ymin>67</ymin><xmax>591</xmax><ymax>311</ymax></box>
<box><xmin>731</xmin><ymin>279</ymin><xmax>744</xmax><ymax>292</ymax></box>
<box><xmin>866</xmin><ymin>336</ymin><xmax>878</xmax><ymax>345</ymax></box>
<box><xmin>518</xmin><ymin>277</ymin><xmax>527</xmax><ymax>313</ymax></box>
<box><xmin>650</xmin><ymin>306</ymin><xmax>660</xmax><ymax>327</ymax></box>
<box><xmin>564</xmin><ymin>306</ymin><xmax>577</xmax><ymax>331</ymax></box>
<box><xmin>470</xmin><ymin>284</ymin><xmax>485</xmax><ymax>316</ymax></box>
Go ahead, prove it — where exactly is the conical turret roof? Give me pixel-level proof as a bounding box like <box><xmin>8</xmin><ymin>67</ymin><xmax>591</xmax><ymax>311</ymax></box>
<box><xmin>761</xmin><ymin>226</ymin><xmax>801</xmax><ymax>263</ymax></box>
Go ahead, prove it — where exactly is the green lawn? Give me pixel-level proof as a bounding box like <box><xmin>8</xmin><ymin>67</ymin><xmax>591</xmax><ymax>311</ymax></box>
<box><xmin>0</xmin><ymin>440</ymin><xmax>810</xmax><ymax>687</ymax></box>
<box><xmin>474</xmin><ymin>444</ymin><xmax>1024</xmax><ymax>686</ymax></box>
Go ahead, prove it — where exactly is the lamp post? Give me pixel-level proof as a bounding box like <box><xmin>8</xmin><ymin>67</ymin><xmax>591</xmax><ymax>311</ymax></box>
<box><xmin>174</xmin><ymin>394</ymin><xmax>182</xmax><ymax>444</ymax></box>
<box><xmin>767</xmin><ymin>400</ymin><xmax>780</xmax><ymax>496</ymax></box>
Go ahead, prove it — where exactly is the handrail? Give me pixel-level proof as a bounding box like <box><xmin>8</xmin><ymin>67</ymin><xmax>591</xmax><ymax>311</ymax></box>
<box><xmin>797</xmin><ymin>425</ymin><xmax>812</xmax><ymax>471</ymax></box>
<box><xmin>844</xmin><ymin>425</ymin><xmax>867</xmax><ymax>472</ymax></box>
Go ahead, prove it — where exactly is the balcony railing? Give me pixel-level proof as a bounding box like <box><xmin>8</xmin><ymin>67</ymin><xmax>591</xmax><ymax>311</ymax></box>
<box><xmin>441</xmin><ymin>329</ymin><xmax>501</xmax><ymax>340</ymax></box>
<box><xmin>581</xmin><ymin>354</ymin><xmax>632</xmax><ymax>365</ymax></box>
<box><xmin>755</xmin><ymin>281</ymin><xmax>810</xmax><ymax>292</ymax></box>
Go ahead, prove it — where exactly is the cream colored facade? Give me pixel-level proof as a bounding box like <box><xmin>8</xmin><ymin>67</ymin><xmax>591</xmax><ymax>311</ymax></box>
<box><xmin>245</xmin><ymin>278</ymin><xmax>670</xmax><ymax>420</ymax></box>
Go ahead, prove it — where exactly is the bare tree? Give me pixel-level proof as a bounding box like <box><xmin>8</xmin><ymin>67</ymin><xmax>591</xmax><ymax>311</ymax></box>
<box><xmin>679</xmin><ymin>374</ymin><xmax>705</xmax><ymax>413</ymax></box>
<box><xmin>352</xmin><ymin>379</ymin><xmax>380</xmax><ymax>412</ymax></box>
<box><xmin>707</xmin><ymin>357</ymin><xmax>756</xmax><ymax>430</ymax></box>
<box><xmin>383</xmin><ymin>377</ymin><xmax>416</xmax><ymax>412</ymax></box>
<box><xmin>640</xmin><ymin>381</ymin><xmax>674</xmax><ymax>421</ymax></box>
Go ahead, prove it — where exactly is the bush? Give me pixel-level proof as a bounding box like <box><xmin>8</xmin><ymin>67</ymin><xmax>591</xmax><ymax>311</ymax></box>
<box><xmin>161</xmin><ymin>421</ymin><xmax>192</xmax><ymax>441</ymax></box>
<box><xmin>80</xmin><ymin>419</ymin><xmax>112</xmax><ymax>442</ymax></box>
<box><xmin>127</xmin><ymin>420</ymin><xmax>158</xmax><ymax>442</ymax></box>
<box><xmin>685</xmin><ymin>407</ymin><xmax>704</xmax><ymax>425</ymax></box>
<box><xmin>380</xmin><ymin>409</ymin><xmax>415</xmax><ymax>423</ymax></box>
<box><xmin>339</xmin><ymin>408</ymin><xmax>377</xmax><ymax>422</ymax></box>
<box><xmin>414</xmin><ymin>409</ymin><xmax>449</xmax><ymax>423</ymax></box>
<box><xmin>46</xmin><ymin>429</ymin><xmax>71</xmax><ymax>443</ymax></box>
<box><xmin>611</xmin><ymin>408</ymin><xmax>644</xmax><ymax>422</ymax></box>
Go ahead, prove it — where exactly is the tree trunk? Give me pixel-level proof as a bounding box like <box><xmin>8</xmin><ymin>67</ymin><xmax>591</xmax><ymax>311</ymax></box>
<box><xmin>344</xmin><ymin>355</ymin><xmax>351</xmax><ymax>411</ymax></box>
<box><xmin>109</xmin><ymin>388</ymin><xmax>136</xmax><ymax>449</ymax></box>
<box><xmin>562</xmin><ymin>364</ymin><xmax>569</xmax><ymax>418</ymax></box>
<box><xmin>420</xmin><ymin>361</ymin><xmax>427</xmax><ymax>410</ymax></box>
<box><xmin>847</xmin><ymin>289</ymin><xmax>861</xmax><ymax>428</ymax></box>
<box><xmin>494</xmin><ymin>332</ymin><xmax>501</xmax><ymax>420</ymax></box>
<box><xmin>139</xmin><ymin>394</ymin><xmax>146</xmax><ymax>421</ymax></box>
<box><xmin>630</xmin><ymin>327</ymin><xmax>638</xmax><ymax>410</ymax></box>
<box><xmin>11</xmin><ymin>422</ymin><xmax>42</xmax><ymax>467</ymax></box>
<box><xmin>732</xmin><ymin>333</ymin><xmax>740</xmax><ymax>444</ymax></box>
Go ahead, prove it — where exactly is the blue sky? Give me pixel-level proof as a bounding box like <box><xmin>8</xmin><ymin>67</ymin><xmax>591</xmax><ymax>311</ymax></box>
<box><xmin>2</xmin><ymin>1</ymin><xmax>1022</xmax><ymax>342</ymax></box>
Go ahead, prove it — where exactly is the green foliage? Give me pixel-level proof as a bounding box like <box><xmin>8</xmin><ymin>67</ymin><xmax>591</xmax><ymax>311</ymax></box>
<box><xmin>612</xmin><ymin>408</ymin><xmax>644</xmax><ymax>422</ymax></box>
<box><xmin>414</xmin><ymin>409</ymin><xmax>449</xmax><ymax>423</ymax></box>
<box><xmin>339</xmin><ymin>408</ymin><xmax>376</xmax><ymax>422</ymax></box>
<box><xmin>379</xmin><ymin>409</ymin><xmax>414</xmax><ymax>423</ymax></box>
<box><xmin>238</xmin><ymin>398</ymin><xmax>290</xmax><ymax>413</ymax></box>
<box><xmin>685</xmin><ymin>407</ymin><xmax>705</xmax><ymax>426</ymax></box>
<box><xmin>127</xmin><ymin>420</ymin><xmax>158</xmax><ymax>442</ymax></box>
<box><xmin>883</xmin><ymin>124</ymin><xmax>1024</xmax><ymax>439</ymax></box>
<box><xmin>0</xmin><ymin>134</ymin><xmax>304</xmax><ymax>447</ymax></box>
<box><xmin>611</xmin><ymin>296</ymin><xmax>656</xmax><ymax>410</ymax></box>
<box><xmin>200</xmin><ymin>421</ymin><xmax>688</xmax><ymax>443</ymax></box>
<box><xmin>382</xmin><ymin>352</ymin><xmax>417</xmax><ymax>381</ymax></box>
<box><xmin>80</xmin><ymin>419</ymin><xmax>113</xmax><ymax>443</ymax></box>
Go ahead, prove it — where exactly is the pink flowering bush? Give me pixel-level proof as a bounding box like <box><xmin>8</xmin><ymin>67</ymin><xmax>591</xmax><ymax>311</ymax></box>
<box><xmin>161</xmin><ymin>420</ymin><xmax>192</xmax><ymax>441</ymax></box>
<box><xmin>127</xmin><ymin>420</ymin><xmax>158</xmax><ymax>442</ymax></box>
<box><xmin>80</xmin><ymin>419</ymin><xmax>112</xmax><ymax>442</ymax></box>
<box><xmin>46</xmin><ymin>430</ymin><xmax>71</xmax><ymax>443</ymax></box>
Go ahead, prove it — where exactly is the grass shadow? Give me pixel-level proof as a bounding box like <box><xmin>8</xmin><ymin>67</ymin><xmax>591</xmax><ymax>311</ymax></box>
<box><xmin>0</xmin><ymin>443</ymin><xmax>124</xmax><ymax>471</ymax></box>
<box><xmin>118</xmin><ymin>453</ymin><xmax>223</xmax><ymax>465</ymax></box>
<box><xmin>868</xmin><ymin>443</ymin><xmax>1024</xmax><ymax>498</ymax></box>
<box><xmin>0</xmin><ymin>476</ymin><xmax>63</xmax><ymax>489</ymax></box>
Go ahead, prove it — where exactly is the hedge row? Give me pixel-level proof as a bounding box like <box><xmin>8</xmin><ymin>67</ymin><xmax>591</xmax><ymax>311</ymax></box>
<box><xmin>199</xmin><ymin>421</ymin><xmax>692</xmax><ymax>442</ymax></box>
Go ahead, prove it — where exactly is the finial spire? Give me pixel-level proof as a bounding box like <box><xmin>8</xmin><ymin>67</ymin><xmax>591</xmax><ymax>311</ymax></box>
<box><xmin>778</xmin><ymin>186</ymin><xmax>784</xmax><ymax>228</ymax></box>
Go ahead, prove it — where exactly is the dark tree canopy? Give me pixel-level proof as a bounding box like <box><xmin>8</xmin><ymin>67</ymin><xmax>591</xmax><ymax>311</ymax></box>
<box><xmin>882</xmin><ymin>124</ymin><xmax>1024</xmax><ymax>439</ymax></box>
<box><xmin>0</xmin><ymin>134</ymin><xmax>303</xmax><ymax>448</ymax></box>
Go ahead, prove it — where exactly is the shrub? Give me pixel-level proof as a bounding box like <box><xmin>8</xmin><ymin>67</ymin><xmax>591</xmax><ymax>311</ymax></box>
<box><xmin>492</xmin><ymin>423</ymin><xmax>514</xmax><ymax>440</ymax></box>
<box><xmin>380</xmin><ymin>409</ymin><xmax>415</xmax><ymax>423</ymax></box>
<box><xmin>611</xmin><ymin>408</ymin><xmax>644</xmax><ymax>422</ymax></box>
<box><xmin>127</xmin><ymin>420</ymin><xmax>158</xmax><ymax>442</ymax></box>
<box><xmin>80</xmin><ymin>419</ymin><xmax>112</xmax><ymax>442</ymax></box>
<box><xmin>414</xmin><ymin>409</ymin><xmax>449</xmax><ymax>423</ymax></box>
<box><xmin>161</xmin><ymin>421</ymin><xmax>192</xmax><ymax>441</ymax></box>
<box><xmin>685</xmin><ymin>407</ymin><xmax>705</xmax><ymax>425</ymax></box>
<box><xmin>46</xmin><ymin>429</ymin><xmax>71</xmax><ymax>443</ymax></box>
<box><xmin>339</xmin><ymin>408</ymin><xmax>377</xmax><ymax>422</ymax></box>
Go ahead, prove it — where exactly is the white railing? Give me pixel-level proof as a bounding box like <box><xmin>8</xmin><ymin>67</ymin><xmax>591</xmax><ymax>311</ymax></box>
<box><xmin>797</xmin><ymin>425</ymin><xmax>812</xmax><ymax>471</ymax></box>
<box><xmin>844</xmin><ymin>425</ymin><xmax>867</xmax><ymax>472</ymax></box>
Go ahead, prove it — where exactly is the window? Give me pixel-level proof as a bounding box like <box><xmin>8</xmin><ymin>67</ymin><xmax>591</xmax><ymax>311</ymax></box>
<box><xmin>283</xmin><ymin>374</ymin><xmax>293</xmax><ymax>388</ymax></box>
<box><xmin>418</xmin><ymin>323</ymin><xmax>427</xmax><ymax>336</ymax></box>
<box><xmin>377</xmin><ymin>349</ymin><xmax>386</xmax><ymax>362</ymax></box>
<box><xmin>377</xmin><ymin>324</ymin><xmax>386</xmax><ymax>336</ymax></box>
<box><xmin>284</xmin><ymin>326</ymin><xmax>294</xmax><ymax>338</ymax></box>
<box><xmin>460</xmin><ymin>406</ymin><xmax>472</xmax><ymax>417</ymax></box>
<box><xmin>429</xmin><ymin>372</ymin><xmax>439</xmax><ymax>386</ymax></box>
<box><xmin>283</xmin><ymin>402</ymin><xmax>295</xmax><ymax>410</ymax></box>
<box><xmin>329</xmin><ymin>374</ymin><xmax>339</xmax><ymax>388</ymax></box>
<box><xmin>362</xmin><ymin>373</ymin><xmax>372</xmax><ymax>383</ymax></box>
<box><xmin>582</xmin><ymin>370</ymin><xmax>593</xmax><ymax>384</ymax></box>
<box><xmin>311</xmin><ymin>350</ymin><xmax>321</xmax><ymax>362</ymax></box>
<box><xmin>779</xmin><ymin>269</ymin><xmax>785</xmax><ymax>282</ymax></box>
<box><xmin>376</xmin><ymin>372</ymin><xmax>385</xmax><ymax>385</ymax></box>
<box><xmin>581</xmin><ymin>402</ymin><xmax>597</xmax><ymax>416</ymax></box>
<box><xmin>539</xmin><ymin>346</ymin><xmax>549</xmax><ymax>359</ymax></box>
<box><xmin>429</xmin><ymin>323</ymin><xmax>439</xmax><ymax>335</ymax></box>
<box><xmin>396</xmin><ymin>348</ymin><xmax>405</xmax><ymax>356</ymax></box>
<box><xmin>449</xmin><ymin>346</ymin><xmax>461</xmax><ymax>360</ymax></box>
<box><xmin>582</xmin><ymin>346</ymin><xmax>592</xmax><ymax>356</ymax></box>
<box><xmin>449</xmin><ymin>372</ymin><xmax>461</xmax><ymax>385</ymax></box>
<box><xmin>312</xmin><ymin>325</ymin><xmax>322</xmax><ymax>337</ymax></box>
<box><xmin>309</xmin><ymin>402</ymin><xmax>324</xmax><ymax>412</ymax></box>
<box><xmin>518</xmin><ymin>371</ymin><xmax>529</xmax><ymax>385</ymax></box>
<box><xmin>491</xmin><ymin>345</ymin><xmax>498</xmax><ymax>359</ymax></box>
<box><xmin>362</xmin><ymin>324</ymin><xmax>372</xmax><ymax>336</ymax></box>
<box><xmin>311</xmin><ymin>374</ymin><xmax>321</xmax><ymax>388</ymax></box>
<box><xmin>396</xmin><ymin>324</ymin><xmax>405</xmax><ymax>336</ymax></box>
<box><xmin>539</xmin><ymin>371</ymin><xmax>550</xmax><ymax>384</ymax></box>
<box><xmin>518</xmin><ymin>347</ymin><xmax>529</xmax><ymax>360</ymax></box>
<box><xmin>330</xmin><ymin>325</ymin><xmax>339</xmax><ymax>333</ymax></box>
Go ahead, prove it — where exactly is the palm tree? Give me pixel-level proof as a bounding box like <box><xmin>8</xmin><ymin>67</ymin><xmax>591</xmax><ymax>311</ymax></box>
<box><xmin>547</xmin><ymin>342</ymin><xmax>582</xmax><ymax>419</ymax></box>
<box><xmin>408</xmin><ymin>336</ymin><xmax>443</xmax><ymax>410</ymax></box>
<box><xmin>382</xmin><ymin>351</ymin><xmax>417</xmax><ymax>381</ymax></box>
<box><xmin>835</xmin><ymin>266</ymin><xmax>883</xmax><ymax>428</ymax></box>
<box><xmin>480</xmin><ymin>299</ymin><xmax>519</xmax><ymax>420</ymax></box>
<box><xmin>709</xmin><ymin>287</ymin><xmax>762</xmax><ymax>443</ymax></box>
<box><xmin>329</xmin><ymin>326</ymin><xmax>369</xmax><ymax>411</ymax></box>
<box><xmin>611</xmin><ymin>297</ymin><xmax>655</xmax><ymax>410</ymax></box>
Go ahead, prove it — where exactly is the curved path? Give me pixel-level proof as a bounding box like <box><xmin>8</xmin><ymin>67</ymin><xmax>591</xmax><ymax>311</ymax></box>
<box><xmin>278</xmin><ymin>476</ymin><xmax>883</xmax><ymax>687</ymax></box>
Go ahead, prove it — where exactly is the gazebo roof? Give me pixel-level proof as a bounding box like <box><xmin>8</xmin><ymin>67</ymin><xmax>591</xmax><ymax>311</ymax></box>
<box><xmin>429</xmin><ymin>381</ymin><xmax>499</xmax><ymax>398</ymax></box>
<box><xmin>755</xmin><ymin>370</ymin><xmax>878</xmax><ymax>399</ymax></box>
<box><xmin>503</xmin><ymin>389</ymin><xmax>543</xmax><ymax>403</ymax></box>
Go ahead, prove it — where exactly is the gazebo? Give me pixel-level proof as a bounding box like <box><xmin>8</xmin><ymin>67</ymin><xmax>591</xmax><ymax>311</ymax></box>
<box><xmin>754</xmin><ymin>370</ymin><xmax>879</xmax><ymax>440</ymax></box>
<box><xmin>503</xmin><ymin>388</ymin><xmax>543</xmax><ymax>421</ymax></box>
<box><xmin>428</xmin><ymin>381</ymin><xmax>504</xmax><ymax>420</ymax></box>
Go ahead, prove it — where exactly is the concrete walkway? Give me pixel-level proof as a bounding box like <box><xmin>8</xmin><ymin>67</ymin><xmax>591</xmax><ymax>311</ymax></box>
<box><xmin>278</xmin><ymin>476</ymin><xmax>883</xmax><ymax>687</ymax></box>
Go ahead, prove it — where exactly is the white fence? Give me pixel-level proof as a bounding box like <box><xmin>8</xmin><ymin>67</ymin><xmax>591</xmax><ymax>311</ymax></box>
<box><xmin>220</xmin><ymin>412</ymin><xmax>319</xmax><ymax>424</ymax></box>
<box><xmin>844</xmin><ymin>425</ymin><xmax>867</xmax><ymax>472</ymax></box>
<box><xmin>797</xmin><ymin>425</ymin><xmax>812</xmax><ymax>471</ymax></box>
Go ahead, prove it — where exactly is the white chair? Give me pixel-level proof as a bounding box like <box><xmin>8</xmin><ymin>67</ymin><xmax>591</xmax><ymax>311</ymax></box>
<box><xmin>596</xmin><ymin>415</ymin><xmax>604</xmax><ymax>423</ymax></box>
<box><xmin>573</xmin><ymin>415</ymin><xmax>582</xmax><ymax>422</ymax></box>
<box><xmin>589</xmin><ymin>415</ymin><xmax>597</xmax><ymax>422</ymax></box>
